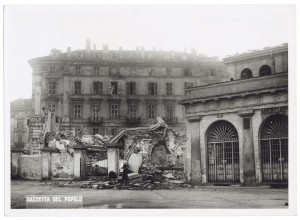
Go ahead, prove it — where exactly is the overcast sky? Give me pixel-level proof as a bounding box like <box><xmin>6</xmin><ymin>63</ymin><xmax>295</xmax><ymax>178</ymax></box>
<box><xmin>4</xmin><ymin>4</ymin><xmax>293</xmax><ymax>101</ymax></box>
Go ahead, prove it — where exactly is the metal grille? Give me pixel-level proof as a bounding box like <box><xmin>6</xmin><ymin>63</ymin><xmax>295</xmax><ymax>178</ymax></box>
<box><xmin>86</xmin><ymin>149</ymin><xmax>108</xmax><ymax>176</ymax></box>
<box><xmin>260</xmin><ymin>115</ymin><xmax>288</xmax><ymax>182</ymax></box>
<box><xmin>207</xmin><ymin>121</ymin><xmax>239</xmax><ymax>183</ymax></box>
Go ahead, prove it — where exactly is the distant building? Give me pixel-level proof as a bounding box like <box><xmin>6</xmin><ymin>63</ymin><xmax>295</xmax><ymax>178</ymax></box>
<box><xmin>180</xmin><ymin>43</ymin><xmax>288</xmax><ymax>185</ymax></box>
<box><xmin>10</xmin><ymin>99</ymin><xmax>32</xmax><ymax>148</ymax></box>
<box><xmin>27</xmin><ymin>39</ymin><xmax>226</xmax><ymax>153</ymax></box>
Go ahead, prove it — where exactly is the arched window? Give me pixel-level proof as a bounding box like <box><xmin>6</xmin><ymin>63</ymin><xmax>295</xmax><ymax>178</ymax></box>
<box><xmin>241</xmin><ymin>68</ymin><xmax>253</xmax><ymax>79</ymax></box>
<box><xmin>259</xmin><ymin>65</ymin><xmax>272</xmax><ymax>76</ymax></box>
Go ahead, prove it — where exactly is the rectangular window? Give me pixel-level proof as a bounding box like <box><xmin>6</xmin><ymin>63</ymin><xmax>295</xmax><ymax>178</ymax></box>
<box><xmin>166</xmin><ymin>83</ymin><xmax>173</xmax><ymax>95</ymax></box>
<box><xmin>50</xmin><ymin>66</ymin><xmax>56</xmax><ymax>74</ymax></box>
<box><xmin>166</xmin><ymin>67</ymin><xmax>172</xmax><ymax>75</ymax></box>
<box><xmin>48</xmin><ymin>104</ymin><xmax>56</xmax><ymax>113</ymax></box>
<box><xmin>127</xmin><ymin>82</ymin><xmax>136</xmax><ymax>95</ymax></box>
<box><xmin>148</xmin><ymin>82</ymin><xmax>157</xmax><ymax>95</ymax></box>
<box><xmin>111</xmin><ymin>104</ymin><xmax>119</xmax><ymax>119</ymax></box>
<box><xmin>92</xmin><ymin>128</ymin><xmax>99</xmax><ymax>135</ymax></box>
<box><xmin>92</xmin><ymin>104</ymin><xmax>100</xmax><ymax>118</ymax></box>
<box><xmin>48</xmin><ymin>81</ymin><xmax>56</xmax><ymax>94</ymax></box>
<box><xmin>183</xmin><ymin>68</ymin><xmax>191</xmax><ymax>76</ymax></box>
<box><xmin>243</xmin><ymin>118</ymin><xmax>251</xmax><ymax>129</ymax></box>
<box><xmin>75</xmin><ymin>66</ymin><xmax>81</xmax><ymax>75</ymax></box>
<box><xmin>93</xmin><ymin>81</ymin><xmax>103</xmax><ymax>94</ymax></box>
<box><xmin>111</xmin><ymin>82</ymin><xmax>118</xmax><ymax>95</ymax></box>
<box><xmin>128</xmin><ymin>104</ymin><xmax>137</xmax><ymax>117</ymax></box>
<box><xmin>166</xmin><ymin>105</ymin><xmax>174</xmax><ymax>118</ymax></box>
<box><xmin>74</xmin><ymin>81</ymin><xmax>81</xmax><ymax>94</ymax></box>
<box><xmin>74</xmin><ymin>104</ymin><xmax>82</xmax><ymax>118</ymax></box>
<box><xmin>94</xmin><ymin>66</ymin><xmax>99</xmax><ymax>75</ymax></box>
<box><xmin>184</xmin><ymin>82</ymin><xmax>193</xmax><ymax>95</ymax></box>
<box><xmin>17</xmin><ymin>120</ymin><xmax>23</xmax><ymax>129</ymax></box>
<box><xmin>147</xmin><ymin>103</ymin><xmax>156</xmax><ymax>119</ymax></box>
<box><xmin>149</xmin><ymin>68</ymin><xmax>154</xmax><ymax>77</ymax></box>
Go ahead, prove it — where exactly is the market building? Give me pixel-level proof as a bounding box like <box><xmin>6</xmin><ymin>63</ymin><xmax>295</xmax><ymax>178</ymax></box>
<box><xmin>27</xmin><ymin>39</ymin><xmax>226</xmax><ymax>153</ymax></box>
<box><xmin>180</xmin><ymin>43</ymin><xmax>288</xmax><ymax>185</ymax></box>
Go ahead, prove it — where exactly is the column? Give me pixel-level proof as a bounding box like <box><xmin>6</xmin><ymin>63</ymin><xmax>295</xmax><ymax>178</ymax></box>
<box><xmin>238</xmin><ymin>110</ymin><xmax>256</xmax><ymax>185</ymax></box>
<box><xmin>106</xmin><ymin>143</ymin><xmax>123</xmax><ymax>176</ymax></box>
<box><xmin>187</xmin><ymin>115</ymin><xmax>202</xmax><ymax>184</ymax></box>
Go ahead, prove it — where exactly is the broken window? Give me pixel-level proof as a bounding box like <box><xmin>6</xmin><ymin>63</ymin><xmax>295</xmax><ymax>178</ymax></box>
<box><xmin>49</xmin><ymin>66</ymin><xmax>56</xmax><ymax>74</ymax></box>
<box><xmin>75</xmin><ymin>66</ymin><xmax>81</xmax><ymax>75</ymax></box>
<box><xmin>147</xmin><ymin>103</ymin><xmax>156</xmax><ymax>119</ymax></box>
<box><xmin>111</xmin><ymin>82</ymin><xmax>118</xmax><ymax>95</ymax></box>
<box><xmin>128</xmin><ymin>104</ymin><xmax>137</xmax><ymax>117</ymax></box>
<box><xmin>148</xmin><ymin>82</ymin><xmax>157</xmax><ymax>95</ymax></box>
<box><xmin>74</xmin><ymin>81</ymin><xmax>81</xmax><ymax>94</ymax></box>
<box><xmin>92</xmin><ymin>104</ymin><xmax>100</xmax><ymax>118</ymax></box>
<box><xmin>94</xmin><ymin>66</ymin><xmax>99</xmax><ymax>75</ymax></box>
<box><xmin>74</xmin><ymin>104</ymin><xmax>82</xmax><ymax>118</ymax></box>
<box><xmin>166</xmin><ymin>105</ymin><xmax>174</xmax><ymax>118</ymax></box>
<box><xmin>111</xmin><ymin>104</ymin><xmax>119</xmax><ymax>119</ymax></box>
<box><xmin>93</xmin><ymin>81</ymin><xmax>103</xmax><ymax>94</ymax></box>
<box><xmin>48</xmin><ymin>81</ymin><xmax>56</xmax><ymax>94</ymax></box>
<box><xmin>126</xmin><ymin>82</ymin><xmax>136</xmax><ymax>95</ymax></box>
<box><xmin>166</xmin><ymin>83</ymin><xmax>173</xmax><ymax>95</ymax></box>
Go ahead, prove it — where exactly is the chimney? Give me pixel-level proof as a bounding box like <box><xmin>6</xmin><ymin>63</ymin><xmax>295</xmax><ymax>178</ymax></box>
<box><xmin>93</xmin><ymin>44</ymin><xmax>96</xmax><ymax>50</ymax></box>
<box><xmin>86</xmin><ymin>38</ymin><xmax>91</xmax><ymax>50</ymax></box>
<box><xmin>103</xmin><ymin>44</ymin><xmax>109</xmax><ymax>51</ymax></box>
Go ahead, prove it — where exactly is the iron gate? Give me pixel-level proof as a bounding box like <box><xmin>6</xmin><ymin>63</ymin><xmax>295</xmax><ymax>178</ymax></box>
<box><xmin>207</xmin><ymin>121</ymin><xmax>240</xmax><ymax>183</ymax></box>
<box><xmin>260</xmin><ymin>115</ymin><xmax>288</xmax><ymax>182</ymax></box>
<box><xmin>86</xmin><ymin>149</ymin><xmax>108</xmax><ymax>176</ymax></box>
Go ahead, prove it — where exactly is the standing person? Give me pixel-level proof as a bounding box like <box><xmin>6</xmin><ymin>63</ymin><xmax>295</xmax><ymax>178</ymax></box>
<box><xmin>122</xmin><ymin>162</ymin><xmax>130</xmax><ymax>186</ymax></box>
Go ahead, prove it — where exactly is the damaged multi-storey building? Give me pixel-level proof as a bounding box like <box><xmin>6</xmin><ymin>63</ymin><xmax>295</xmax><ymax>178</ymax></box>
<box><xmin>27</xmin><ymin>38</ymin><xmax>227</xmax><ymax>153</ymax></box>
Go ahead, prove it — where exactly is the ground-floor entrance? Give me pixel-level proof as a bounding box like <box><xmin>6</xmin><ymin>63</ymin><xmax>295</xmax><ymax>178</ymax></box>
<box><xmin>207</xmin><ymin>121</ymin><xmax>240</xmax><ymax>183</ymax></box>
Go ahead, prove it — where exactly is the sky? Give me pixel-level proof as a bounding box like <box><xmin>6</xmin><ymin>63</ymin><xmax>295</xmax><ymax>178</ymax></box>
<box><xmin>4</xmin><ymin>4</ymin><xmax>294</xmax><ymax>101</ymax></box>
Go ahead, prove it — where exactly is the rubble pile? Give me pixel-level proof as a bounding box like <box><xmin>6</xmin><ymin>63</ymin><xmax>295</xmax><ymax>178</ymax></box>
<box><xmin>51</xmin><ymin>168</ymin><xmax>192</xmax><ymax>190</ymax></box>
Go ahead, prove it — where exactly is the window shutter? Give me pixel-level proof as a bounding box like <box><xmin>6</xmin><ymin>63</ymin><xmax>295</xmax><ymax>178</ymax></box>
<box><xmin>100</xmin><ymin>82</ymin><xmax>103</xmax><ymax>94</ymax></box>
<box><xmin>148</xmin><ymin>83</ymin><xmax>151</xmax><ymax>95</ymax></box>
<box><xmin>154</xmin><ymin>83</ymin><xmax>157</xmax><ymax>95</ymax></box>
<box><xmin>133</xmin><ymin>82</ymin><xmax>136</xmax><ymax>95</ymax></box>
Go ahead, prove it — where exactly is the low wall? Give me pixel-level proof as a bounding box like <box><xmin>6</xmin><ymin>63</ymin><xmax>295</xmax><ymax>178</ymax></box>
<box><xmin>11</xmin><ymin>147</ymin><xmax>87</xmax><ymax>180</ymax></box>
<box><xmin>19</xmin><ymin>155</ymin><xmax>42</xmax><ymax>180</ymax></box>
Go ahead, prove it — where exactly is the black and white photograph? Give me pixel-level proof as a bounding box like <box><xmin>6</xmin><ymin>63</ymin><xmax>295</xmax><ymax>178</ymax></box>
<box><xmin>3</xmin><ymin>2</ymin><xmax>298</xmax><ymax>217</ymax></box>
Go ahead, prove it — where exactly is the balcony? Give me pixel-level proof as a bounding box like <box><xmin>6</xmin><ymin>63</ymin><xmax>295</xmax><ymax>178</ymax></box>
<box><xmin>163</xmin><ymin>117</ymin><xmax>178</xmax><ymax>124</ymax></box>
<box><xmin>88</xmin><ymin>117</ymin><xmax>104</xmax><ymax>125</ymax></box>
<box><xmin>126</xmin><ymin>117</ymin><xmax>141</xmax><ymax>126</ymax></box>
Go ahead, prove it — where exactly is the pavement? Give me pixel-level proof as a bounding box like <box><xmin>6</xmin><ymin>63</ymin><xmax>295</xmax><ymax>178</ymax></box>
<box><xmin>10</xmin><ymin>180</ymin><xmax>288</xmax><ymax>209</ymax></box>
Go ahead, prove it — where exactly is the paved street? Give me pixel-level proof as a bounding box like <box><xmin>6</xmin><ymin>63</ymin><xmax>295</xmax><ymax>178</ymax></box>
<box><xmin>10</xmin><ymin>180</ymin><xmax>288</xmax><ymax>209</ymax></box>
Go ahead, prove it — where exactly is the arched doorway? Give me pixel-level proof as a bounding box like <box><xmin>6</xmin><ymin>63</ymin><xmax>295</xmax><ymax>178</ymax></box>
<box><xmin>207</xmin><ymin>121</ymin><xmax>240</xmax><ymax>182</ymax></box>
<box><xmin>241</xmin><ymin>68</ymin><xmax>253</xmax><ymax>79</ymax></box>
<box><xmin>259</xmin><ymin>65</ymin><xmax>272</xmax><ymax>76</ymax></box>
<box><xmin>260</xmin><ymin>114</ymin><xmax>288</xmax><ymax>182</ymax></box>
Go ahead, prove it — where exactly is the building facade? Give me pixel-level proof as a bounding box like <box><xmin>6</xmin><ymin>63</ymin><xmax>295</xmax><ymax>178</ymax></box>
<box><xmin>180</xmin><ymin>44</ymin><xmax>288</xmax><ymax>185</ymax></box>
<box><xmin>27</xmin><ymin>39</ymin><xmax>226</xmax><ymax>152</ymax></box>
<box><xmin>10</xmin><ymin>99</ymin><xmax>32</xmax><ymax>148</ymax></box>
